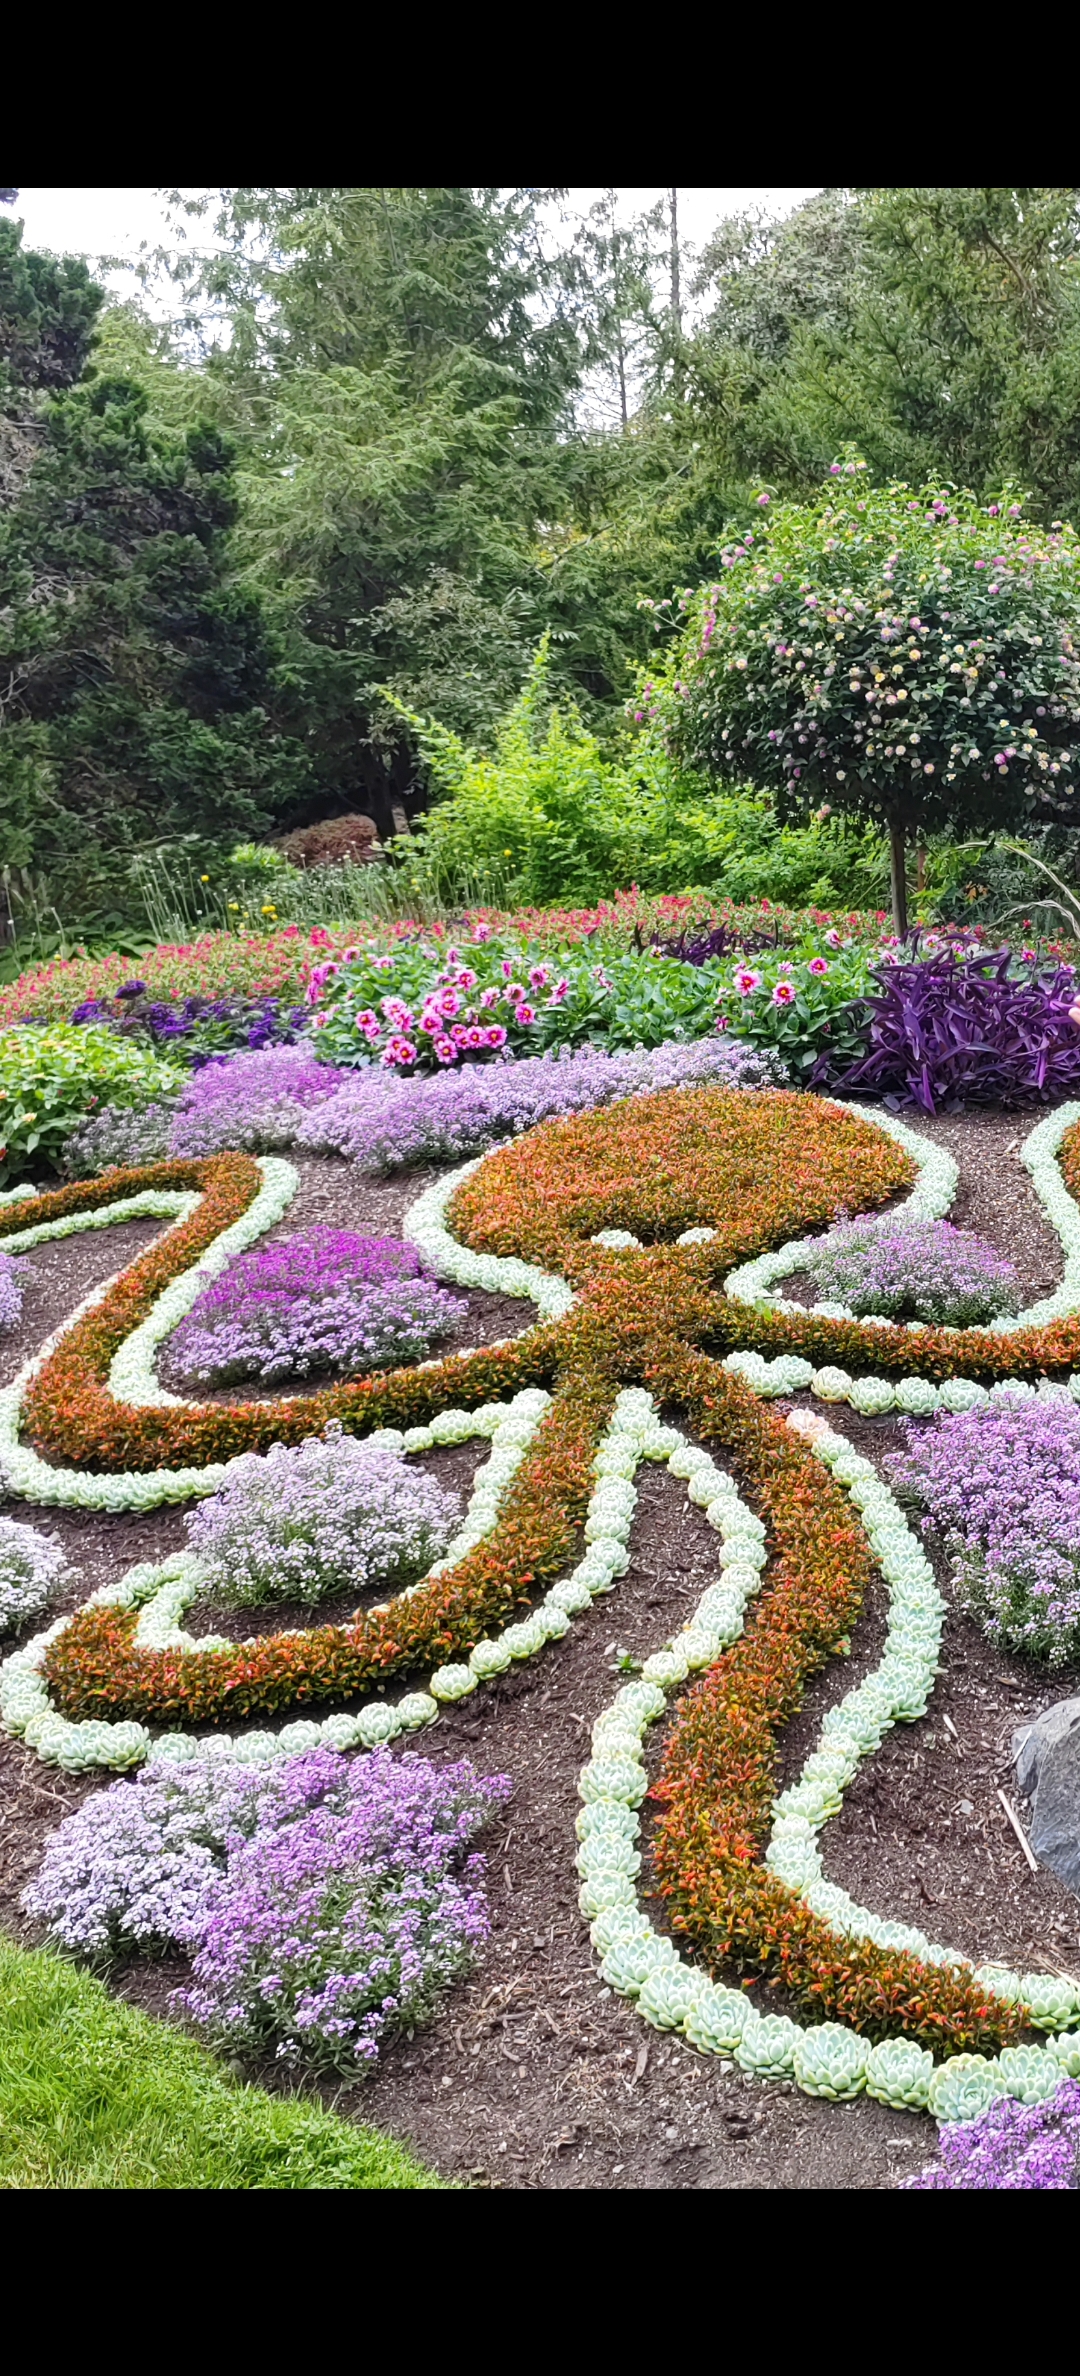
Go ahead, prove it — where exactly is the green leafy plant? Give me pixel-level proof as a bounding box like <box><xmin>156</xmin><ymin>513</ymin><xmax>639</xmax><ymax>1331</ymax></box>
<box><xmin>0</xmin><ymin>1024</ymin><xmax>183</xmax><ymax>1183</ymax></box>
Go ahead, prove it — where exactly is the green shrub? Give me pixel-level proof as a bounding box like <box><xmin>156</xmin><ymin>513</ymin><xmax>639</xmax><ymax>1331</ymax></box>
<box><xmin>0</xmin><ymin>1024</ymin><xmax>183</xmax><ymax>1183</ymax></box>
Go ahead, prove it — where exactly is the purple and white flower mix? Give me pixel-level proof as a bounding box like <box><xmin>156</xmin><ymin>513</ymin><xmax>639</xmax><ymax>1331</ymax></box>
<box><xmin>62</xmin><ymin>1100</ymin><xmax>176</xmax><ymax>1178</ymax></box>
<box><xmin>0</xmin><ymin>1513</ymin><xmax>69</xmax><ymax>1634</ymax></box>
<box><xmin>299</xmin><ymin>1032</ymin><xmax>776</xmax><ymax>1172</ymax></box>
<box><xmin>889</xmin><ymin>1389</ymin><xmax>1080</xmax><ymax>1665</ymax></box>
<box><xmin>808</xmin><ymin>1216</ymin><xmax>1021</xmax><ymax>1326</ymax></box>
<box><xmin>169</xmin><ymin>1228</ymin><xmax>466</xmax><ymax>1385</ymax></box>
<box><xmin>168</xmin><ymin>1045</ymin><xmax>349</xmax><ymax>1157</ymax></box>
<box><xmin>25</xmin><ymin>1745</ymin><xmax>510</xmax><ymax>2072</ymax></box>
<box><xmin>905</xmin><ymin>2079</ymin><xmax>1080</xmax><ymax>2189</ymax></box>
<box><xmin>0</xmin><ymin>1249</ymin><xmax>28</xmax><ymax>1331</ymax></box>
<box><xmin>185</xmin><ymin>1425</ymin><xmax>460</xmax><ymax>1608</ymax></box>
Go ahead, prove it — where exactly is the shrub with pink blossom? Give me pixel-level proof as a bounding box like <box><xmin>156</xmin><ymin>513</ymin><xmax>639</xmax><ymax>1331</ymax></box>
<box><xmin>169</xmin><ymin>1228</ymin><xmax>466</xmax><ymax>1385</ymax></box>
<box><xmin>889</xmin><ymin>1387</ymin><xmax>1080</xmax><ymax>1664</ymax></box>
<box><xmin>185</xmin><ymin>1426</ymin><xmax>460</xmax><ymax>1608</ymax></box>
<box><xmin>807</xmin><ymin>1216</ymin><xmax>1021</xmax><ymax>1326</ymax></box>
<box><xmin>24</xmin><ymin>1745</ymin><xmax>510</xmax><ymax>2072</ymax></box>
<box><xmin>904</xmin><ymin>2079</ymin><xmax>1080</xmax><ymax>2188</ymax></box>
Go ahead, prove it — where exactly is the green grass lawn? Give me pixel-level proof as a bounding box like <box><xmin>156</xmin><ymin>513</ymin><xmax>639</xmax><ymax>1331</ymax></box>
<box><xmin>0</xmin><ymin>1939</ymin><xmax>440</xmax><ymax>2190</ymax></box>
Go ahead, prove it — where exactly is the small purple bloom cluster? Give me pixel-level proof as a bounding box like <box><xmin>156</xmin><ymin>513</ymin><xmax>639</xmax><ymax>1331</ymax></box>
<box><xmin>62</xmin><ymin>1100</ymin><xmax>176</xmax><ymax>1178</ymax></box>
<box><xmin>171</xmin><ymin>1226</ymin><xmax>465</xmax><ymax>1385</ymax></box>
<box><xmin>299</xmin><ymin>1031</ymin><xmax>775</xmax><ymax>1172</ymax></box>
<box><xmin>25</xmin><ymin>1745</ymin><xmax>510</xmax><ymax>2073</ymax></box>
<box><xmin>185</xmin><ymin>1425</ymin><xmax>460</xmax><ymax>1608</ymax></box>
<box><xmin>168</xmin><ymin>1045</ymin><xmax>349</xmax><ymax>1157</ymax></box>
<box><xmin>808</xmin><ymin>1216</ymin><xmax>1021</xmax><ymax>1325</ymax></box>
<box><xmin>0</xmin><ymin>1249</ymin><xmax>28</xmax><ymax>1332</ymax></box>
<box><xmin>889</xmin><ymin>1387</ymin><xmax>1080</xmax><ymax>1664</ymax></box>
<box><xmin>905</xmin><ymin>2079</ymin><xmax>1080</xmax><ymax>2188</ymax></box>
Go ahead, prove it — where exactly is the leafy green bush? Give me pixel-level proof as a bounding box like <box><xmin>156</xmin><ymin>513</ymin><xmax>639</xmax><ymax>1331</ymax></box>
<box><xmin>0</xmin><ymin>1024</ymin><xmax>183</xmax><ymax>1183</ymax></box>
<box><xmin>388</xmin><ymin>641</ymin><xmax>895</xmax><ymax>913</ymax></box>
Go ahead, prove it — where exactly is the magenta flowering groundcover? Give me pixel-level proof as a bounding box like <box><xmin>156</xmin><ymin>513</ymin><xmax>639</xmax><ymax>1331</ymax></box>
<box><xmin>170</xmin><ymin>1228</ymin><xmax>466</xmax><ymax>1386</ymax></box>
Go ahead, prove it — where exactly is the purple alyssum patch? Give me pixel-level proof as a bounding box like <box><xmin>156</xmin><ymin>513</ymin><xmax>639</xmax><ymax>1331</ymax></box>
<box><xmin>170</xmin><ymin>1227</ymin><xmax>465</xmax><ymax>1386</ymax></box>
<box><xmin>808</xmin><ymin>1216</ymin><xmax>1020</xmax><ymax>1326</ymax></box>
<box><xmin>889</xmin><ymin>1387</ymin><xmax>1080</xmax><ymax>1665</ymax></box>
<box><xmin>24</xmin><ymin>1746</ymin><xmax>510</xmax><ymax>2073</ymax></box>
<box><xmin>185</xmin><ymin>1424</ymin><xmax>460</xmax><ymax>1608</ymax></box>
<box><xmin>299</xmin><ymin>1031</ymin><xmax>775</xmax><ymax>1172</ymax></box>
<box><xmin>905</xmin><ymin>2078</ymin><xmax>1080</xmax><ymax>2188</ymax></box>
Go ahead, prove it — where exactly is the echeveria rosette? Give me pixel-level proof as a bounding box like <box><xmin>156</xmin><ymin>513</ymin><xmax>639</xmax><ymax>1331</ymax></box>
<box><xmin>652</xmin><ymin>470</ymin><xmax>1080</xmax><ymax>868</ymax></box>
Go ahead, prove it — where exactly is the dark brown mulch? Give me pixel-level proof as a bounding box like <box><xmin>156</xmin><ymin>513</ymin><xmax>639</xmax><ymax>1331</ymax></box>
<box><xmin>2</xmin><ymin>1110</ymin><xmax>1079</xmax><ymax>2192</ymax></box>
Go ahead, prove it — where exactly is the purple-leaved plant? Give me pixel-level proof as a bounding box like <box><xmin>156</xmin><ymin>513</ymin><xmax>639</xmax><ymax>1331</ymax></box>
<box><xmin>170</xmin><ymin>1228</ymin><xmax>466</xmax><ymax>1385</ymax></box>
<box><xmin>808</xmin><ymin>1216</ymin><xmax>1021</xmax><ymax>1326</ymax></box>
<box><xmin>24</xmin><ymin>1745</ymin><xmax>510</xmax><ymax>2073</ymax></box>
<box><xmin>185</xmin><ymin>1424</ymin><xmax>460</xmax><ymax>1608</ymax></box>
<box><xmin>819</xmin><ymin>946</ymin><xmax>1080</xmax><ymax>1112</ymax></box>
<box><xmin>904</xmin><ymin>2078</ymin><xmax>1080</xmax><ymax>2188</ymax></box>
<box><xmin>889</xmin><ymin>1386</ymin><xmax>1080</xmax><ymax>1664</ymax></box>
<box><xmin>298</xmin><ymin>1032</ymin><xmax>778</xmax><ymax>1172</ymax></box>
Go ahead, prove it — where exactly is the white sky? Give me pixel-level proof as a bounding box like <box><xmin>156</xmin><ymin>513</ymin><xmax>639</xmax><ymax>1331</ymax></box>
<box><xmin>7</xmin><ymin>187</ymin><xmax>821</xmax><ymax>320</ymax></box>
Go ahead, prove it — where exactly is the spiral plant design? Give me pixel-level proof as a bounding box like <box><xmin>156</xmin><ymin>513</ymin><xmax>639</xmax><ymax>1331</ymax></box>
<box><xmin>4</xmin><ymin>1086</ymin><xmax>1080</xmax><ymax>2120</ymax></box>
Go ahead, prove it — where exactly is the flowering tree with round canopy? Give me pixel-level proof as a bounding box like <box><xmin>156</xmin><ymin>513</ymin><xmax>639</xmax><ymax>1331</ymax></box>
<box><xmin>652</xmin><ymin>461</ymin><xmax>1080</xmax><ymax>934</ymax></box>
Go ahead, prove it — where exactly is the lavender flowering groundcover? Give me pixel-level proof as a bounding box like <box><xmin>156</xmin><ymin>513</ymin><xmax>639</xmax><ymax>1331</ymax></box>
<box><xmin>24</xmin><ymin>1746</ymin><xmax>510</xmax><ymax>2074</ymax></box>
<box><xmin>806</xmin><ymin>1216</ymin><xmax>1021</xmax><ymax>1327</ymax></box>
<box><xmin>168</xmin><ymin>1045</ymin><xmax>350</xmax><ymax>1158</ymax></box>
<box><xmin>0</xmin><ymin>1251</ymin><xmax>29</xmax><ymax>1332</ymax></box>
<box><xmin>298</xmin><ymin>1031</ymin><xmax>778</xmax><ymax>1172</ymax></box>
<box><xmin>905</xmin><ymin>2078</ymin><xmax>1080</xmax><ymax>2189</ymax></box>
<box><xmin>889</xmin><ymin>1387</ymin><xmax>1080</xmax><ymax>1666</ymax></box>
<box><xmin>170</xmin><ymin>1227</ymin><xmax>466</xmax><ymax>1386</ymax></box>
<box><xmin>185</xmin><ymin>1426</ymin><xmax>462</xmax><ymax>1609</ymax></box>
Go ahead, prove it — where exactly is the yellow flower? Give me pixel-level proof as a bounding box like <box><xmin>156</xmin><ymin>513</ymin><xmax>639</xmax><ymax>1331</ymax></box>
<box><xmin>227</xmin><ymin>901</ymin><xmax>239</xmax><ymax>911</ymax></box>
<box><xmin>200</xmin><ymin>874</ymin><xmax>210</xmax><ymax>882</ymax></box>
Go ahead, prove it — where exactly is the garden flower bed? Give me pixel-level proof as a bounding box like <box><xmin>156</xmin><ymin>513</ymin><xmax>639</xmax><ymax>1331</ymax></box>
<box><xmin>2</xmin><ymin>1003</ymin><xmax>1080</xmax><ymax>2188</ymax></box>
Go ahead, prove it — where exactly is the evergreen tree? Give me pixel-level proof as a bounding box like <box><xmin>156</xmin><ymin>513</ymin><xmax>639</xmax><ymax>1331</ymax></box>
<box><xmin>0</xmin><ymin>218</ymin><xmax>304</xmax><ymax>923</ymax></box>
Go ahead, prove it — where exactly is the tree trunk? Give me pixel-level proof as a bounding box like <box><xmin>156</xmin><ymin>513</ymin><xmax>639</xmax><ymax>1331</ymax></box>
<box><xmin>889</xmin><ymin>815</ymin><xmax>909</xmax><ymax>939</ymax></box>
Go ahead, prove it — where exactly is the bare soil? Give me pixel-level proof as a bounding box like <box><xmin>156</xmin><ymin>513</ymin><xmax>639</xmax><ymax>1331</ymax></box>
<box><xmin>2</xmin><ymin>1111</ymin><xmax>1078</xmax><ymax>2191</ymax></box>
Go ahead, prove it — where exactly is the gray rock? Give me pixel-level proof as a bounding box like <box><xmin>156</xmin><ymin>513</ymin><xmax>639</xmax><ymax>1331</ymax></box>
<box><xmin>1013</xmin><ymin>1697</ymin><xmax>1080</xmax><ymax>1800</ymax></box>
<box><xmin>1031</xmin><ymin>1720</ymin><xmax>1080</xmax><ymax>1897</ymax></box>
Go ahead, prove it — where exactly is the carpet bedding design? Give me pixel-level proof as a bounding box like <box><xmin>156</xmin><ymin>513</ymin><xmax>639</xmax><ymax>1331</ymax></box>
<box><xmin>4</xmin><ymin>1086</ymin><xmax>1080</xmax><ymax>2121</ymax></box>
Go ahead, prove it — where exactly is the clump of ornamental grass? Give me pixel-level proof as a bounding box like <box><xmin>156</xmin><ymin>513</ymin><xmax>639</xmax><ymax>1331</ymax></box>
<box><xmin>168</xmin><ymin>1228</ymin><xmax>465</xmax><ymax>1387</ymax></box>
<box><xmin>0</xmin><ymin>1515</ymin><xmax>69</xmax><ymax>1634</ymax></box>
<box><xmin>185</xmin><ymin>1424</ymin><xmax>460</xmax><ymax>1609</ymax></box>
<box><xmin>889</xmin><ymin>1386</ymin><xmax>1080</xmax><ymax>1664</ymax></box>
<box><xmin>905</xmin><ymin>2079</ymin><xmax>1080</xmax><ymax>2189</ymax></box>
<box><xmin>24</xmin><ymin>1745</ymin><xmax>510</xmax><ymax>2074</ymax></box>
<box><xmin>808</xmin><ymin>1215</ymin><xmax>1022</xmax><ymax>1326</ymax></box>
